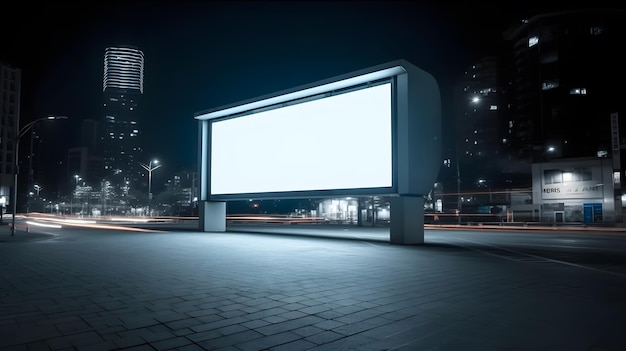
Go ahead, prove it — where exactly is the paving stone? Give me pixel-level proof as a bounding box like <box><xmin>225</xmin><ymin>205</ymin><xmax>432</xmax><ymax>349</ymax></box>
<box><xmin>235</xmin><ymin>331</ymin><xmax>301</xmax><ymax>351</ymax></box>
<box><xmin>267</xmin><ymin>338</ymin><xmax>318</xmax><ymax>351</ymax></box>
<box><xmin>150</xmin><ymin>336</ymin><xmax>195</xmax><ymax>350</ymax></box>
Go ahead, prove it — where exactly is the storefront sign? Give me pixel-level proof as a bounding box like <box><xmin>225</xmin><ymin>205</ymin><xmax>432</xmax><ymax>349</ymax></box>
<box><xmin>542</xmin><ymin>183</ymin><xmax>603</xmax><ymax>199</ymax></box>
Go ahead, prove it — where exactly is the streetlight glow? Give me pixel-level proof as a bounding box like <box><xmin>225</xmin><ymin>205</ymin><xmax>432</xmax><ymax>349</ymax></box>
<box><xmin>139</xmin><ymin>159</ymin><xmax>162</xmax><ymax>216</ymax></box>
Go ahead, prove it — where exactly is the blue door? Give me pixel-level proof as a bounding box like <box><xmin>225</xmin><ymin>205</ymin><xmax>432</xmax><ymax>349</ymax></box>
<box><xmin>583</xmin><ymin>203</ymin><xmax>603</xmax><ymax>223</ymax></box>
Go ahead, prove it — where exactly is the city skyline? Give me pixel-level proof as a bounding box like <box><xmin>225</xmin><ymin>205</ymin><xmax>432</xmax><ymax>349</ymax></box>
<box><xmin>2</xmin><ymin>0</ymin><xmax>625</xmax><ymax>217</ymax></box>
<box><xmin>5</xmin><ymin>1</ymin><xmax>612</xmax><ymax>172</ymax></box>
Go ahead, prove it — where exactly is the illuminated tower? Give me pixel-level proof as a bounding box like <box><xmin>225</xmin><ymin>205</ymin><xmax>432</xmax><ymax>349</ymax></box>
<box><xmin>101</xmin><ymin>46</ymin><xmax>144</xmax><ymax>196</ymax></box>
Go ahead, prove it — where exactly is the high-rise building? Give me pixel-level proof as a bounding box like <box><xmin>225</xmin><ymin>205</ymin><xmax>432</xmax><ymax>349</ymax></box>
<box><xmin>101</xmin><ymin>46</ymin><xmax>144</xmax><ymax>196</ymax></box>
<box><xmin>438</xmin><ymin>56</ymin><xmax>517</xmax><ymax>213</ymax></box>
<box><xmin>0</xmin><ymin>62</ymin><xmax>21</xmax><ymax>214</ymax></box>
<box><xmin>455</xmin><ymin>57</ymin><xmax>509</xmax><ymax>187</ymax></box>
<box><xmin>501</xmin><ymin>8</ymin><xmax>626</xmax><ymax>224</ymax></box>
<box><xmin>503</xmin><ymin>8</ymin><xmax>626</xmax><ymax>163</ymax></box>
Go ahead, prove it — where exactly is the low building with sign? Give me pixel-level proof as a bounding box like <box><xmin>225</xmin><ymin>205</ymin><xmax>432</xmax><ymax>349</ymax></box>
<box><xmin>528</xmin><ymin>157</ymin><xmax>621</xmax><ymax>224</ymax></box>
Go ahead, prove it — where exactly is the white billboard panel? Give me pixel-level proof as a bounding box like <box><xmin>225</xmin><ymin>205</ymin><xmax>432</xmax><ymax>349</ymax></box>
<box><xmin>210</xmin><ymin>83</ymin><xmax>392</xmax><ymax>196</ymax></box>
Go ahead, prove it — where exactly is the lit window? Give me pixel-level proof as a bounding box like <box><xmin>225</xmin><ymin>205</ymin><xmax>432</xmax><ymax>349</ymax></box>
<box><xmin>542</xmin><ymin>80</ymin><xmax>559</xmax><ymax>90</ymax></box>
<box><xmin>490</xmin><ymin>105</ymin><xmax>497</xmax><ymax>110</ymax></box>
<box><xmin>569</xmin><ymin>88</ymin><xmax>587</xmax><ymax>95</ymax></box>
<box><xmin>544</xmin><ymin>170</ymin><xmax>562</xmax><ymax>184</ymax></box>
<box><xmin>528</xmin><ymin>36</ymin><xmax>539</xmax><ymax>47</ymax></box>
<box><xmin>563</xmin><ymin>172</ymin><xmax>573</xmax><ymax>182</ymax></box>
<box><xmin>614</xmin><ymin>171</ymin><xmax>621</xmax><ymax>185</ymax></box>
<box><xmin>502</xmin><ymin>138</ymin><xmax>507</xmax><ymax>143</ymax></box>
<box><xmin>590</xmin><ymin>26</ymin><xmax>604</xmax><ymax>35</ymax></box>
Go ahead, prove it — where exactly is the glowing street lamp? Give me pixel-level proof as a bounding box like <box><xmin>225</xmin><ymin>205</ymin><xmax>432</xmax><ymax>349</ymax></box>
<box><xmin>33</xmin><ymin>184</ymin><xmax>42</xmax><ymax>197</ymax></box>
<box><xmin>11</xmin><ymin>115</ymin><xmax>68</xmax><ymax>235</ymax></box>
<box><xmin>140</xmin><ymin>159</ymin><xmax>162</xmax><ymax>216</ymax></box>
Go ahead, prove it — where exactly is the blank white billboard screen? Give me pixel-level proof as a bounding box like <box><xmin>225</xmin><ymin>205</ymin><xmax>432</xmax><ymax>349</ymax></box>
<box><xmin>210</xmin><ymin>82</ymin><xmax>392</xmax><ymax>196</ymax></box>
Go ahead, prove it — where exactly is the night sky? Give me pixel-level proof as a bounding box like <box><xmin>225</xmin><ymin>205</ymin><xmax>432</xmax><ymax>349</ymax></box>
<box><xmin>2</xmin><ymin>1</ymin><xmax>616</xmax><ymax>175</ymax></box>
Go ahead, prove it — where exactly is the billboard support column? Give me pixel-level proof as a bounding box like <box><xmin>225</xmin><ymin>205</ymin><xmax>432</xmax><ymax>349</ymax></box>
<box><xmin>199</xmin><ymin>201</ymin><xmax>226</xmax><ymax>232</ymax></box>
<box><xmin>390</xmin><ymin>195</ymin><xmax>424</xmax><ymax>244</ymax></box>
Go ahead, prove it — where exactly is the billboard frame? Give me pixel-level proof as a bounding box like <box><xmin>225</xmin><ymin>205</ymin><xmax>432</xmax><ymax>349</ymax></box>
<box><xmin>194</xmin><ymin>59</ymin><xmax>441</xmax><ymax>244</ymax></box>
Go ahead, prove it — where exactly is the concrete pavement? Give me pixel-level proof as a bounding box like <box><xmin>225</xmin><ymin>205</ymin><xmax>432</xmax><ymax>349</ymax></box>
<box><xmin>1</xmin><ymin>222</ymin><xmax>626</xmax><ymax>350</ymax></box>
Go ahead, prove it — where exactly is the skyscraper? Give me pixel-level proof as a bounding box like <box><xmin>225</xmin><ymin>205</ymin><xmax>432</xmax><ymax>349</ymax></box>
<box><xmin>503</xmin><ymin>9</ymin><xmax>626</xmax><ymax>162</ymax></box>
<box><xmin>101</xmin><ymin>46</ymin><xmax>144</xmax><ymax>201</ymax></box>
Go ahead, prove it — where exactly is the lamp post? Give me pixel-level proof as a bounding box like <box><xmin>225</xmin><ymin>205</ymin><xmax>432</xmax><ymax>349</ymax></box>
<box><xmin>139</xmin><ymin>159</ymin><xmax>162</xmax><ymax>216</ymax></box>
<box><xmin>71</xmin><ymin>175</ymin><xmax>81</xmax><ymax>216</ymax></box>
<box><xmin>11</xmin><ymin>115</ymin><xmax>68</xmax><ymax>235</ymax></box>
<box><xmin>478</xmin><ymin>178</ymin><xmax>492</xmax><ymax>203</ymax></box>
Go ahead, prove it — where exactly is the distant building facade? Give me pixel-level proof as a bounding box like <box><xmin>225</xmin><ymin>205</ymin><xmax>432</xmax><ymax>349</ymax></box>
<box><xmin>441</xmin><ymin>8</ymin><xmax>626</xmax><ymax>224</ymax></box>
<box><xmin>0</xmin><ymin>62</ymin><xmax>21</xmax><ymax>214</ymax></box>
<box><xmin>101</xmin><ymin>46</ymin><xmax>144</xmax><ymax>199</ymax></box>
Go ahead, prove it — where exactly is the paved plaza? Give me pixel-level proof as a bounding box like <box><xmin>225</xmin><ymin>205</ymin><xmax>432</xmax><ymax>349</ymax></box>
<box><xmin>1</xmin><ymin>223</ymin><xmax>626</xmax><ymax>350</ymax></box>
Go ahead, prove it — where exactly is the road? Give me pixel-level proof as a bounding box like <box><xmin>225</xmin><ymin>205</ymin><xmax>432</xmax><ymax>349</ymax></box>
<box><xmin>19</xmin><ymin>216</ymin><xmax>626</xmax><ymax>278</ymax></box>
<box><xmin>427</xmin><ymin>228</ymin><xmax>626</xmax><ymax>278</ymax></box>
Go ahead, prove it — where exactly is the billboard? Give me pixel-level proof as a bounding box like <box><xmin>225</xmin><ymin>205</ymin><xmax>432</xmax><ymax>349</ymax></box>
<box><xmin>196</xmin><ymin>59</ymin><xmax>441</xmax><ymax>201</ymax></box>
<box><xmin>210</xmin><ymin>82</ymin><xmax>392</xmax><ymax>196</ymax></box>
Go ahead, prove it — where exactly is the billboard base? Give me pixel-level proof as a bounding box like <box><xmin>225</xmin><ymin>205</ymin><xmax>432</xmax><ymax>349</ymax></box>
<box><xmin>390</xmin><ymin>196</ymin><xmax>425</xmax><ymax>244</ymax></box>
<box><xmin>199</xmin><ymin>201</ymin><xmax>226</xmax><ymax>232</ymax></box>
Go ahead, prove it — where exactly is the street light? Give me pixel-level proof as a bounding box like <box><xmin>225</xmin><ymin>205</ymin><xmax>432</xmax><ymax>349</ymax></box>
<box><xmin>71</xmin><ymin>174</ymin><xmax>81</xmax><ymax>216</ymax></box>
<box><xmin>478</xmin><ymin>178</ymin><xmax>492</xmax><ymax>203</ymax></box>
<box><xmin>11</xmin><ymin>115</ymin><xmax>68</xmax><ymax>235</ymax></box>
<box><xmin>28</xmin><ymin>184</ymin><xmax>43</xmax><ymax>213</ymax></box>
<box><xmin>33</xmin><ymin>184</ymin><xmax>42</xmax><ymax>197</ymax></box>
<box><xmin>139</xmin><ymin>159</ymin><xmax>162</xmax><ymax>216</ymax></box>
